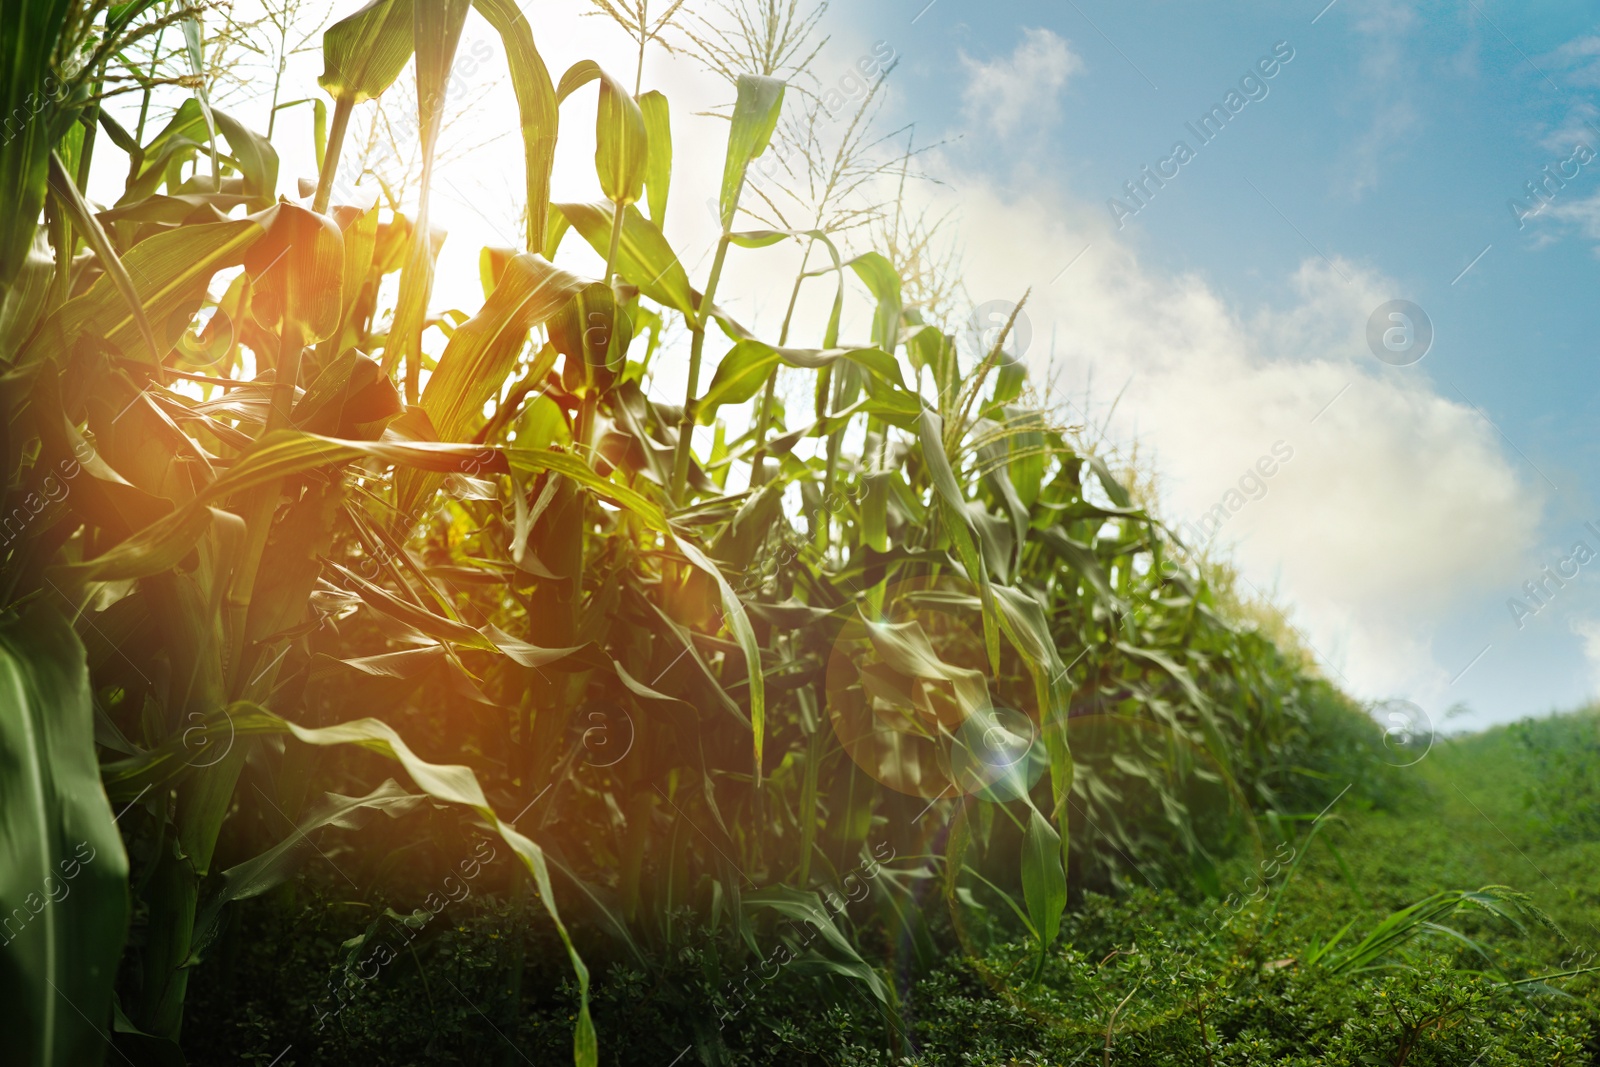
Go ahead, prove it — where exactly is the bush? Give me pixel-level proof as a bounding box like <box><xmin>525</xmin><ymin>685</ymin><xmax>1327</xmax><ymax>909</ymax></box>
<box><xmin>1511</xmin><ymin>711</ymin><xmax>1600</xmax><ymax>840</ymax></box>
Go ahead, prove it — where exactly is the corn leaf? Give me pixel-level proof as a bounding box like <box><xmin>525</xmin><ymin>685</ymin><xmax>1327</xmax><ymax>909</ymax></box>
<box><xmin>45</xmin><ymin>151</ymin><xmax>160</xmax><ymax>376</ymax></box>
<box><xmin>245</xmin><ymin>203</ymin><xmax>345</xmax><ymax>344</ymax></box>
<box><xmin>741</xmin><ymin>886</ymin><xmax>890</xmax><ymax>1002</ymax></box>
<box><xmin>0</xmin><ymin>603</ymin><xmax>130</xmax><ymax>1067</ymax></box>
<box><xmin>473</xmin><ymin>0</ymin><xmax>558</xmax><ymax>251</ymax></box>
<box><xmin>56</xmin><ymin>432</ymin><xmax>668</xmax><ymax>584</ymax></box>
<box><xmin>0</xmin><ymin>0</ymin><xmax>80</xmax><ymax>284</ymax></box>
<box><xmin>421</xmin><ymin>253</ymin><xmax>587</xmax><ymax>445</ymax></box>
<box><xmin>189</xmin><ymin>780</ymin><xmax>427</xmax><ymax>954</ymax></box>
<box><xmin>917</xmin><ymin>408</ymin><xmax>1001</xmax><ymax>671</ymax></box>
<box><xmin>557</xmin><ymin>61</ymin><xmax>646</xmax><ymax>207</ymax></box>
<box><xmin>671</xmin><ymin>531</ymin><xmax>767</xmax><ymax>785</ymax></box>
<box><xmin>846</xmin><ymin>252</ymin><xmax>902</xmax><ymax>357</ymax></box>
<box><xmin>233</xmin><ymin>708</ymin><xmax>598</xmax><ymax>1067</ymax></box>
<box><xmin>556</xmin><ymin>201</ymin><xmax>694</xmax><ymax>317</ymax></box>
<box><xmin>1020</xmin><ymin>802</ymin><xmax>1066</xmax><ymax>976</ymax></box>
<box><xmin>698</xmin><ymin>340</ymin><xmax>898</xmax><ymax>422</ymax></box>
<box><xmin>319</xmin><ymin>0</ymin><xmax>415</xmax><ymax>104</ymax></box>
<box><xmin>991</xmin><ymin>583</ymin><xmax>1073</xmax><ymax>836</ymax></box>
<box><xmin>386</xmin><ymin>0</ymin><xmax>471</xmax><ymax>395</ymax></box>
<box><xmin>20</xmin><ymin>213</ymin><xmax>270</xmax><ymax>369</ymax></box>
<box><xmin>549</xmin><ymin>280</ymin><xmax>630</xmax><ymax>381</ymax></box>
<box><xmin>401</xmin><ymin>253</ymin><xmax>588</xmax><ymax>514</ymax></box>
<box><xmin>638</xmin><ymin>90</ymin><xmax>671</xmax><ymax>224</ymax></box>
<box><xmin>719</xmin><ymin>74</ymin><xmax>784</xmax><ymax>230</ymax></box>
<box><xmin>327</xmin><ymin>204</ymin><xmax>380</xmax><ymax>345</ymax></box>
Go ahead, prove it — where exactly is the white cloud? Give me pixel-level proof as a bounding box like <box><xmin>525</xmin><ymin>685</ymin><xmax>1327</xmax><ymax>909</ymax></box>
<box><xmin>1537</xmin><ymin>101</ymin><xmax>1599</xmax><ymax>155</ymax></box>
<box><xmin>1335</xmin><ymin>0</ymin><xmax>1421</xmax><ymax>198</ymax></box>
<box><xmin>1546</xmin><ymin>34</ymin><xmax>1600</xmax><ymax>88</ymax></box>
<box><xmin>960</xmin><ymin>28</ymin><xmax>1082</xmax><ymax>139</ymax></box>
<box><xmin>917</xmin><ymin>167</ymin><xmax>1542</xmax><ymax>706</ymax></box>
<box><xmin>1546</xmin><ymin>190</ymin><xmax>1600</xmax><ymax>249</ymax></box>
<box><xmin>1344</xmin><ymin>101</ymin><xmax>1418</xmax><ymax>199</ymax></box>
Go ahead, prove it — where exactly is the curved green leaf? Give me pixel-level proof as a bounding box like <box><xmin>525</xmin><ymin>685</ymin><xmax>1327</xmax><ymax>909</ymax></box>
<box><xmin>698</xmin><ymin>340</ymin><xmax>898</xmax><ymax>422</ymax></box>
<box><xmin>917</xmin><ymin>408</ymin><xmax>1000</xmax><ymax>671</ymax></box>
<box><xmin>386</xmin><ymin>0</ymin><xmax>472</xmax><ymax>399</ymax></box>
<box><xmin>245</xmin><ymin>203</ymin><xmax>346</xmax><ymax>344</ymax></box>
<box><xmin>422</xmin><ymin>253</ymin><xmax>587</xmax><ymax>445</ymax></box>
<box><xmin>232</xmin><ymin>708</ymin><xmax>597</xmax><ymax>1067</ymax></box>
<box><xmin>20</xmin><ymin>212</ymin><xmax>270</xmax><ymax>369</ymax></box>
<box><xmin>1020</xmin><ymin>803</ymin><xmax>1066</xmax><ymax>977</ymax></box>
<box><xmin>0</xmin><ymin>604</ymin><xmax>129</xmax><ymax>1067</ymax></box>
<box><xmin>474</xmin><ymin>0</ymin><xmax>558</xmax><ymax>251</ymax></box>
<box><xmin>190</xmin><ymin>780</ymin><xmax>427</xmax><ymax>954</ymax></box>
<box><xmin>671</xmin><ymin>532</ymin><xmax>766</xmax><ymax>784</ymax></box>
<box><xmin>55</xmin><ymin>432</ymin><xmax>668</xmax><ymax>584</ymax></box>
<box><xmin>556</xmin><ymin>201</ymin><xmax>694</xmax><ymax>317</ymax></box>
<box><xmin>638</xmin><ymin>90</ymin><xmax>671</xmax><ymax>224</ymax></box>
<box><xmin>46</xmin><ymin>151</ymin><xmax>160</xmax><ymax>376</ymax></box>
<box><xmin>319</xmin><ymin>0</ymin><xmax>415</xmax><ymax>104</ymax></box>
<box><xmin>847</xmin><ymin>252</ymin><xmax>902</xmax><ymax>356</ymax></box>
<box><xmin>720</xmin><ymin>74</ymin><xmax>784</xmax><ymax>229</ymax></box>
<box><xmin>557</xmin><ymin>61</ymin><xmax>646</xmax><ymax>207</ymax></box>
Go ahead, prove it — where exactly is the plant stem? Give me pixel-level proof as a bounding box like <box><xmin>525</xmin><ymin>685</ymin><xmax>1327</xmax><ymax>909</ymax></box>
<box><xmin>633</xmin><ymin>0</ymin><xmax>648</xmax><ymax>95</ymax></box>
<box><xmin>46</xmin><ymin>205</ymin><xmax>70</xmax><ymax>305</ymax></box>
<box><xmin>749</xmin><ymin>239</ymin><xmax>813</xmax><ymax>488</ymax></box>
<box><xmin>748</xmin><ymin>379</ymin><xmax>779</xmax><ymax>490</ymax></box>
<box><xmin>75</xmin><ymin>64</ymin><xmax>102</xmax><ymax>192</ymax></box>
<box><xmin>817</xmin><ymin>363</ymin><xmax>846</xmax><ymax>552</ymax></box>
<box><xmin>670</xmin><ymin>232</ymin><xmax>731</xmax><ymax>499</ymax></box>
<box><xmin>312</xmin><ymin>95</ymin><xmax>354</xmax><ymax>215</ymax></box>
<box><xmin>597</xmin><ymin>199</ymin><xmax>626</xmax><ymax>449</ymax></box>
<box><xmin>266</xmin><ymin>17</ymin><xmax>289</xmax><ymax>140</ymax></box>
<box><xmin>134</xmin><ymin>27</ymin><xmax>163</xmax><ymax>143</ymax></box>
<box><xmin>266</xmin><ymin>323</ymin><xmax>305</xmax><ymax>435</ymax></box>
<box><xmin>1104</xmin><ymin>981</ymin><xmax>1142</xmax><ymax>1067</ymax></box>
<box><xmin>225</xmin><ymin>320</ymin><xmax>303</xmax><ymax>693</ymax></box>
<box><xmin>603</xmin><ymin>199</ymin><xmax>626</xmax><ymax>284</ymax></box>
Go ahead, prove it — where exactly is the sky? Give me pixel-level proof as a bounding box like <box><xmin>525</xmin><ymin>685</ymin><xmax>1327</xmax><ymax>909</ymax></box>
<box><xmin>100</xmin><ymin>0</ymin><xmax>1600</xmax><ymax>736</ymax></box>
<box><xmin>820</xmin><ymin>0</ymin><xmax>1600</xmax><ymax>735</ymax></box>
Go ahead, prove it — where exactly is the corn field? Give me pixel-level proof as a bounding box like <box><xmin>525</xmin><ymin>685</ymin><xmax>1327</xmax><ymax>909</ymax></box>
<box><xmin>0</xmin><ymin>2</ymin><xmax>1440</xmax><ymax>1064</ymax></box>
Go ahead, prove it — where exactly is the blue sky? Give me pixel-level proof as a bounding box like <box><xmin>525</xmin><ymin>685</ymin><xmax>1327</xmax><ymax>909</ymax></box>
<box><xmin>814</xmin><ymin>0</ymin><xmax>1600</xmax><ymax>729</ymax></box>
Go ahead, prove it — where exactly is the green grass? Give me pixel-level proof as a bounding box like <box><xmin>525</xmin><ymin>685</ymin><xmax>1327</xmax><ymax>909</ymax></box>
<box><xmin>1296</xmin><ymin>719</ymin><xmax>1600</xmax><ymax>949</ymax></box>
<box><xmin>867</xmin><ymin>718</ymin><xmax>1600</xmax><ymax>1066</ymax></box>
